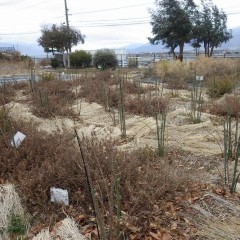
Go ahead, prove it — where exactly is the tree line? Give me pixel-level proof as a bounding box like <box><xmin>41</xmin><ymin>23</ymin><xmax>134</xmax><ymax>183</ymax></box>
<box><xmin>37</xmin><ymin>0</ymin><xmax>231</xmax><ymax>66</ymax></box>
<box><xmin>149</xmin><ymin>0</ymin><xmax>232</xmax><ymax>60</ymax></box>
<box><xmin>38</xmin><ymin>24</ymin><xmax>118</xmax><ymax>69</ymax></box>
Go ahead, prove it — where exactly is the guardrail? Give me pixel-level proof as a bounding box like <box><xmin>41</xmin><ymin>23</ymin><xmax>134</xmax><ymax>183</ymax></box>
<box><xmin>0</xmin><ymin>73</ymin><xmax>82</xmax><ymax>85</ymax></box>
<box><xmin>0</xmin><ymin>75</ymin><xmax>30</xmax><ymax>85</ymax></box>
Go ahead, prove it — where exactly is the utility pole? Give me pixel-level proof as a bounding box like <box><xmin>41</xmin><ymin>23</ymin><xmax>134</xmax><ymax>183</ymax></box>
<box><xmin>64</xmin><ymin>0</ymin><xmax>70</xmax><ymax>68</ymax></box>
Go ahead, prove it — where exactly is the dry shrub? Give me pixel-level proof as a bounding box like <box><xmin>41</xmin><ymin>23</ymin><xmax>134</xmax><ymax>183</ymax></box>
<box><xmin>0</xmin><ymin>122</ymin><xmax>86</xmax><ymax>222</ymax></box>
<box><xmin>39</xmin><ymin>58</ymin><xmax>51</xmax><ymax>67</ymax></box>
<box><xmin>206</xmin><ymin>76</ymin><xmax>234</xmax><ymax>98</ymax></box>
<box><xmin>210</xmin><ymin>95</ymin><xmax>240</xmax><ymax>117</ymax></box>
<box><xmin>155</xmin><ymin>60</ymin><xmax>191</xmax><ymax>90</ymax></box>
<box><xmin>31</xmin><ymin>79</ymin><xmax>80</xmax><ymax>118</ymax></box>
<box><xmin>125</xmin><ymin>95</ymin><xmax>168</xmax><ymax>116</ymax></box>
<box><xmin>94</xmin><ymin>70</ymin><xmax>119</xmax><ymax>85</ymax></box>
<box><xmin>80</xmin><ymin>77</ymin><xmax>110</xmax><ymax>105</ymax></box>
<box><xmin>0</xmin><ymin>118</ymin><xmax>192</xmax><ymax>237</ymax></box>
<box><xmin>80</xmin><ymin>137</ymin><xmax>192</xmax><ymax>235</ymax></box>
<box><xmin>80</xmin><ymin>75</ymin><xmax>154</xmax><ymax>104</ymax></box>
<box><xmin>81</xmin><ymin>74</ymin><xmax>163</xmax><ymax>116</ymax></box>
<box><xmin>0</xmin><ymin>107</ymin><xmax>11</xmax><ymax>137</ymax></box>
<box><xmin>189</xmin><ymin>57</ymin><xmax>240</xmax><ymax>80</ymax></box>
<box><xmin>39</xmin><ymin>72</ymin><xmax>55</xmax><ymax>81</ymax></box>
<box><xmin>0</xmin><ymin>82</ymin><xmax>29</xmax><ymax>105</ymax></box>
<box><xmin>123</xmin><ymin>80</ymin><xmax>156</xmax><ymax>94</ymax></box>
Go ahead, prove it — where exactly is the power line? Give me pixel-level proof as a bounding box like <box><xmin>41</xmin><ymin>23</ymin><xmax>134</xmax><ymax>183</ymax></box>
<box><xmin>73</xmin><ymin>16</ymin><xmax>150</xmax><ymax>23</ymax></box>
<box><xmin>71</xmin><ymin>2</ymin><xmax>153</xmax><ymax>15</ymax></box>
<box><xmin>18</xmin><ymin>0</ymin><xmax>49</xmax><ymax>9</ymax></box>
<box><xmin>0</xmin><ymin>31</ymin><xmax>39</xmax><ymax>35</ymax></box>
<box><xmin>227</xmin><ymin>11</ymin><xmax>240</xmax><ymax>15</ymax></box>
<box><xmin>0</xmin><ymin>0</ymin><xmax>26</xmax><ymax>6</ymax></box>
<box><xmin>0</xmin><ymin>20</ymin><xmax>150</xmax><ymax>36</ymax></box>
<box><xmin>54</xmin><ymin>1</ymin><xmax>153</xmax><ymax>19</ymax></box>
<box><xmin>73</xmin><ymin>21</ymin><xmax>150</xmax><ymax>28</ymax></box>
<box><xmin>0</xmin><ymin>18</ymin><xmax>151</xmax><ymax>31</ymax></box>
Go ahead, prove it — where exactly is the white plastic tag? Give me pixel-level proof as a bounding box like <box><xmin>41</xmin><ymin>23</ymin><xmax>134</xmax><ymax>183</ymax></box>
<box><xmin>11</xmin><ymin>131</ymin><xmax>26</xmax><ymax>148</ymax></box>
<box><xmin>196</xmin><ymin>76</ymin><xmax>204</xmax><ymax>81</ymax></box>
<box><xmin>50</xmin><ymin>187</ymin><xmax>69</xmax><ymax>206</ymax></box>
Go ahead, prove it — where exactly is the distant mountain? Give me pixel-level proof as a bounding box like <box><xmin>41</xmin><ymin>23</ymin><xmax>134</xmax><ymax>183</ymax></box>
<box><xmin>122</xmin><ymin>43</ymin><xmax>145</xmax><ymax>50</ymax></box>
<box><xmin>125</xmin><ymin>42</ymin><xmax>167</xmax><ymax>53</ymax></box>
<box><xmin>125</xmin><ymin>26</ymin><xmax>240</xmax><ymax>53</ymax></box>
<box><xmin>220</xmin><ymin>26</ymin><xmax>240</xmax><ymax>50</ymax></box>
<box><xmin>0</xmin><ymin>41</ymin><xmax>46</xmax><ymax>58</ymax></box>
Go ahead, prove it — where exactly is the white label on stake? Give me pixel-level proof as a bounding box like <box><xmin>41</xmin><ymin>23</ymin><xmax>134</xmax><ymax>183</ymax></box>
<box><xmin>196</xmin><ymin>76</ymin><xmax>204</xmax><ymax>81</ymax></box>
<box><xmin>11</xmin><ymin>131</ymin><xmax>26</xmax><ymax>148</ymax></box>
<box><xmin>50</xmin><ymin>187</ymin><xmax>69</xmax><ymax>206</ymax></box>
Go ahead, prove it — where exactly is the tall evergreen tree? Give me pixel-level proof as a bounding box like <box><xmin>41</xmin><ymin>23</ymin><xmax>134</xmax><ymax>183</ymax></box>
<box><xmin>38</xmin><ymin>24</ymin><xmax>85</xmax><ymax>67</ymax></box>
<box><xmin>149</xmin><ymin>0</ymin><xmax>197</xmax><ymax>61</ymax></box>
<box><xmin>191</xmin><ymin>0</ymin><xmax>232</xmax><ymax>56</ymax></box>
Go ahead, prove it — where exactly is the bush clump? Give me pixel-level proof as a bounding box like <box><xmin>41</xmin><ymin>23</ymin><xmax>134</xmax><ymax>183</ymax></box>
<box><xmin>155</xmin><ymin>60</ymin><xmax>191</xmax><ymax>89</ymax></box>
<box><xmin>39</xmin><ymin>72</ymin><xmax>56</xmax><ymax>81</ymax></box>
<box><xmin>30</xmin><ymin>79</ymin><xmax>79</xmax><ymax>118</ymax></box>
<box><xmin>70</xmin><ymin>50</ymin><xmax>92</xmax><ymax>68</ymax></box>
<box><xmin>51</xmin><ymin>58</ymin><xmax>61</xmax><ymax>68</ymax></box>
<box><xmin>206</xmin><ymin>76</ymin><xmax>234</xmax><ymax>98</ymax></box>
<box><xmin>93</xmin><ymin>49</ymin><xmax>118</xmax><ymax>70</ymax></box>
<box><xmin>210</xmin><ymin>95</ymin><xmax>240</xmax><ymax>117</ymax></box>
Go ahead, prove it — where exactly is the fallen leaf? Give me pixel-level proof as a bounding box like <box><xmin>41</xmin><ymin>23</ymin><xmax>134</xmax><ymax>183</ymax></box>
<box><xmin>130</xmin><ymin>234</ymin><xmax>138</xmax><ymax>239</ymax></box>
<box><xmin>183</xmin><ymin>218</ymin><xmax>190</xmax><ymax>225</ymax></box>
<box><xmin>127</xmin><ymin>225</ymin><xmax>141</xmax><ymax>233</ymax></box>
<box><xmin>182</xmin><ymin>233</ymin><xmax>190</xmax><ymax>240</ymax></box>
<box><xmin>170</xmin><ymin>222</ymin><xmax>177</xmax><ymax>230</ymax></box>
<box><xmin>150</xmin><ymin>222</ymin><xmax>158</xmax><ymax>229</ymax></box>
<box><xmin>162</xmin><ymin>232</ymin><xmax>172</xmax><ymax>240</ymax></box>
<box><xmin>150</xmin><ymin>231</ymin><xmax>161</xmax><ymax>240</ymax></box>
<box><xmin>76</xmin><ymin>214</ymin><xmax>87</xmax><ymax>222</ymax></box>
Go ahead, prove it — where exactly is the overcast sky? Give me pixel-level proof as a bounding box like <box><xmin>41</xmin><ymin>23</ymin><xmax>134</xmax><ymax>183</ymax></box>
<box><xmin>0</xmin><ymin>0</ymin><xmax>239</xmax><ymax>51</ymax></box>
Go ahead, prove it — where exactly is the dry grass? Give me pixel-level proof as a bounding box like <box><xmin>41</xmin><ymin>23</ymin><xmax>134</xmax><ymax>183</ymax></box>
<box><xmin>190</xmin><ymin>57</ymin><xmax>240</xmax><ymax>80</ymax></box>
<box><xmin>32</xmin><ymin>218</ymin><xmax>86</xmax><ymax>239</ymax></box>
<box><xmin>32</xmin><ymin>229</ymin><xmax>52</xmax><ymax>240</ymax></box>
<box><xmin>54</xmin><ymin>218</ymin><xmax>86</xmax><ymax>240</ymax></box>
<box><xmin>154</xmin><ymin>60</ymin><xmax>191</xmax><ymax>90</ymax></box>
<box><xmin>0</xmin><ymin>184</ymin><xmax>25</xmax><ymax>232</ymax></box>
<box><xmin>154</xmin><ymin>57</ymin><xmax>240</xmax><ymax>91</ymax></box>
<box><xmin>0</xmin><ymin>60</ymin><xmax>31</xmax><ymax>76</ymax></box>
<box><xmin>196</xmin><ymin>217</ymin><xmax>240</xmax><ymax>240</ymax></box>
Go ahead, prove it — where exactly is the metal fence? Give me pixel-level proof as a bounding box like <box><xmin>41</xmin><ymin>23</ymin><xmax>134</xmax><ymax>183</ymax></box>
<box><xmin>0</xmin><ymin>75</ymin><xmax>30</xmax><ymax>85</ymax></box>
